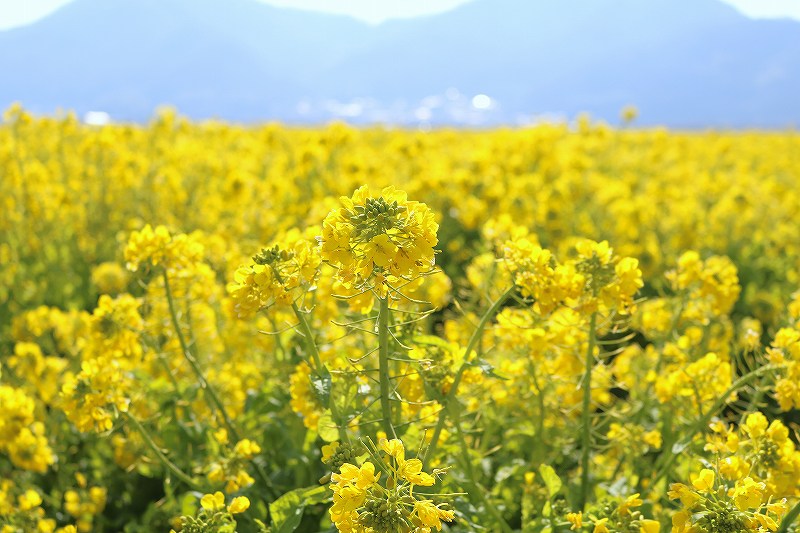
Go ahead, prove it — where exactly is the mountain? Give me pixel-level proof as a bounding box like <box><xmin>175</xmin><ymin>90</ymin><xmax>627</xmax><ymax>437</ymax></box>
<box><xmin>0</xmin><ymin>0</ymin><xmax>369</xmax><ymax>121</ymax></box>
<box><xmin>1</xmin><ymin>0</ymin><xmax>799</xmax><ymax>126</ymax></box>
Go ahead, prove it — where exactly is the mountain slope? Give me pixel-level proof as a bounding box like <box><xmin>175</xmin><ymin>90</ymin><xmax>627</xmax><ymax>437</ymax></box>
<box><xmin>0</xmin><ymin>0</ymin><xmax>369</xmax><ymax>120</ymax></box>
<box><xmin>1</xmin><ymin>0</ymin><xmax>798</xmax><ymax>126</ymax></box>
<box><xmin>324</xmin><ymin>0</ymin><xmax>800</xmax><ymax>126</ymax></box>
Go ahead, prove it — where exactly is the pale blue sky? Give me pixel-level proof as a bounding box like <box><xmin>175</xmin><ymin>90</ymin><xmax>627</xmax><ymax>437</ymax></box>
<box><xmin>1</xmin><ymin>0</ymin><xmax>799</xmax><ymax>30</ymax></box>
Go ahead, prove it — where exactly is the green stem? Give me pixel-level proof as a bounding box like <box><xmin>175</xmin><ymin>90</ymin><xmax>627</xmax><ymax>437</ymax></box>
<box><xmin>777</xmin><ymin>499</ymin><xmax>800</xmax><ymax>533</ymax></box>
<box><xmin>378</xmin><ymin>295</ymin><xmax>397</xmax><ymax>439</ymax></box>
<box><xmin>530</xmin><ymin>361</ymin><xmax>547</xmax><ymax>462</ymax></box>
<box><xmin>578</xmin><ymin>312</ymin><xmax>597</xmax><ymax>511</ymax></box>
<box><xmin>290</xmin><ymin>301</ymin><xmax>349</xmax><ymax>443</ymax></box>
<box><xmin>425</xmin><ymin>285</ymin><xmax>515</xmax><ymax>462</ymax></box>
<box><xmin>163</xmin><ymin>269</ymin><xmax>278</xmax><ymax>498</ymax></box>
<box><xmin>156</xmin><ymin>353</ymin><xmax>181</xmax><ymax>392</ymax></box>
<box><xmin>269</xmin><ymin>316</ymin><xmax>286</xmax><ymax>362</ymax></box>
<box><xmin>126</xmin><ymin>413</ymin><xmax>200</xmax><ymax>489</ymax></box>
<box><xmin>452</xmin><ymin>410</ymin><xmax>513</xmax><ymax>533</ymax></box>
<box><xmin>143</xmin><ymin>332</ymin><xmax>181</xmax><ymax>393</ymax></box>
<box><xmin>290</xmin><ymin>301</ymin><xmax>325</xmax><ymax>371</ymax></box>
<box><xmin>163</xmin><ymin>269</ymin><xmax>239</xmax><ymax>440</ymax></box>
<box><xmin>651</xmin><ymin>363</ymin><xmax>781</xmax><ymax>486</ymax></box>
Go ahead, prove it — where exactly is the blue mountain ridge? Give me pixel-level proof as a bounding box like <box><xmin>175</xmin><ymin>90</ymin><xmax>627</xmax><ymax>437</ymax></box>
<box><xmin>1</xmin><ymin>0</ymin><xmax>798</xmax><ymax>127</ymax></box>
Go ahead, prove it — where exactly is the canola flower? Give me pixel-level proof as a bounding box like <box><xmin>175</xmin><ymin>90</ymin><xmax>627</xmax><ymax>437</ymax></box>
<box><xmin>669</xmin><ymin>469</ymin><xmax>787</xmax><ymax>532</ymax></box>
<box><xmin>227</xmin><ymin>228</ymin><xmax>322</xmax><ymax>318</ymax></box>
<box><xmin>1</xmin><ymin>108</ymin><xmax>800</xmax><ymax>532</ymax></box>
<box><xmin>321</xmin><ymin>185</ymin><xmax>438</xmax><ymax>299</ymax></box>
<box><xmin>327</xmin><ymin>438</ymin><xmax>455</xmax><ymax>533</ymax></box>
<box><xmin>503</xmin><ymin>236</ymin><xmax>643</xmax><ymax>315</ymax></box>
<box><xmin>124</xmin><ymin>224</ymin><xmax>204</xmax><ymax>274</ymax></box>
<box><xmin>170</xmin><ymin>492</ymin><xmax>251</xmax><ymax>533</ymax></box>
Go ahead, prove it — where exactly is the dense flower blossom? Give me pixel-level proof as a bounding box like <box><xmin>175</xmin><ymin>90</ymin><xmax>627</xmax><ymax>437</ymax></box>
<box><xmin>321</xmin><ymin>185</ymin><xmax>438</xmax><ymax>298</ymax></box>
<box><xmin>2</xmin><ymin>110</ymin><xmax>800</xmax><ymax>531</ymax></box>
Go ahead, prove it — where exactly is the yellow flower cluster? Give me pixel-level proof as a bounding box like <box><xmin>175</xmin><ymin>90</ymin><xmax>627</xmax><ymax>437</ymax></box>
<box><xmin>289</xmin><ymin>362</ymin><xmax>323</xmax><ymax>431</ymax></box>
<box><xmin>0</xmin><ymin>480</ymin><xmax>75</xmax><ymax>533</ymax></box>
<box><xmin>90</xmin><ymin>262</ymin><xmax>129</xmax><ymax>295</ymax></box>
<box><xmin>566</xmin><ymin>493</ymin><xmax>659</xmax><ymax>532</ymax></box>
<box><xmin>227</xmin><ymin>228</ymin><xmax>321</xmax><ymax>317</ymax></box>
<box><xmin>169</xmin><ymin>491</ymin><xmax>250</xmax><ymax>533</ymax></box>
<box><xmin>124</xmin><ymin>224</ymin><xmax>204</xmax><ymax>273</ymax></box>
<box><xmin>669</xmin><ymin>468</ymin><xmax>787</xmax><ymax>532</ymax></box>
<box><xmin>321</xmin><ymin>185</ymin><xmax>438</xmax><ymax>298</ymax></box>
<box><xmin>206</xmin><ymin>436</ymin><xmax>262</xmax><ymax>493</ymax></box>
<box><xmin>504</xmin><ymin>237</ymin><xmax>643</xmax><ymax>315</ymax></box>
<box><xmin>655</xmin><ymin>351</ymin><xmax>735</xmax><ymax>406</ymax></box>
<box><xmin>666</xmin><ymin>251</ymin><xmax>741</xmax><ymax>320</ymax></box>
<box><xmin>2</xmin><ymin>108</ymin><xmax>800</xmax><ymax>531</ymax></box>
<box><xmin>3</xmin><ymin>111</ymin><xmax>800</xmax><ymax>326</ymax></box>
<box><xmin>704</xmin><ymin>413</ymin><xmax>800</xmax><ymax>498</ymax></box>
<box><xmin>767</xmin><ymin>325</ymin><xmax>800</xmax><ymax>410</ymax></box>
<box><xmin>59</xmin><ymin>294</ymin><xmax>142</xmax><ymax>433</ymax></box>
<box><xmin>62</xmin><ymin>474</ymin><xmax>107</xmax><ymax>533</ymax></box>
<box><xmin>6</xmin><ymin>342</ymin><xmax>66</xmax><ymax>403</ymax></box>
<box><xmin>328</xmin><ymin>438</ymin><xmax>453</xmax><ymax>533</ymax></box>
<box><xmin>199</xmin><ymin>491</ymin><xmax>249</xmax><ymax>514</ymax></box>
<box><xmin>0</xmin><ymin>386</ymin><xmax>54</xmax><ymax>473</ymax></box>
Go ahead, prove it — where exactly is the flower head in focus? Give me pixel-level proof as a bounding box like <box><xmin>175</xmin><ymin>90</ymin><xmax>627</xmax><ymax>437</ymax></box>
<box><xmin>321</xmin><ymin>186</ymin><xmax>438</xmax><ymax>299</ymax></box>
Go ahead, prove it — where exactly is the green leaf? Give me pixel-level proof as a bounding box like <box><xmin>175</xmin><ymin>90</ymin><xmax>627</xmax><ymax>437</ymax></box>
<box><xmin>494</xmin><ymin>459</ymin><xmax>525</xmax><ymax>483</ymax></box>
<box><xmin>672</xmin><ymin>440</ymin><xmax>689</xmax><ymax>454</ymax></box>
<box><xmin>412</xmin><ymin>335</ymin><xmax>455</xmax><ymax>353</ymax></box>
<box><xmin>538</xmin><ymin>464</ymin><xmax>562</xmax><ymax>498</ymax></box>
<box><xmin>316</xmin><ymin>410</ymin><xmax>339</xmax><ymax>442</ymax></box>
<box><xmin>470</xmin><ymin>358</ymin><xmax>509</xmax><ymax>380</ymax></box>
<box><xmin>310</xmin><ymin>367</ymin><xmax>332</xmax><ymax>407</ymax></box>
<box><xmin>270</xmin><ymin>485</ymin><xmax>330</xmax><ymax>533</ymax></box>
<box><xmin>542</xmin><ymin>500</ymin><xmax>551</xmax><ymax>517</ymax></box>
<box><xmin>180</xmin><ymin>492</ymin><xmax>199</xmax><ymax>517</ymax></box>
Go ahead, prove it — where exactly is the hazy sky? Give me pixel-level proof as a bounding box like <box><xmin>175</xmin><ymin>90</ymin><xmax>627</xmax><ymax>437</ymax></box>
<box><xmin>1</xmin><ymin>0</ymin><xmax>800</xmax><ymax>30</ymax></box>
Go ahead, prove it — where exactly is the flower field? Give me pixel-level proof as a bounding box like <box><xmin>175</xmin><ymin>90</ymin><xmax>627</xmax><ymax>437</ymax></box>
<box><xmin>2</xmin><ymin>105</ymin><xmax>800</xmax><ymax>532</ymax></box>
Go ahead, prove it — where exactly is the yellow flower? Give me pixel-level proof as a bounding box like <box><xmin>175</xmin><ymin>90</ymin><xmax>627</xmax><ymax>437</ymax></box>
<box><xmin>691</xmin><ymin>469</ymin><xmax>715</xmax><ymax>492</ymax></box>
<box><xmin>322</xmin><ymin>441</ymin><xmax>340</xmax><ymax>463</ymax></box>
<box><xmin>414</xmin><ymin>499</ymin><xmax>454</xmax><ymax>531</ymax></box>
<box><xmin>398</xmin><ymin>458</ymin><xmax>435</xmax><ymax>486</ymax></box>
<box><xmin>754</xmin><ymin>512</ymin><xmax>778</xmax><ymax>531</ymax></box>
<box><xmin>621</xmin><ymin>105</ymin><xmax>639</xmax><ymax>123</ymax></box>
<box><xmin>672</xmin><ymin>510</ymin><xmax>691</xmax><ymax>530</ymax></box>
<box><xmin>89</xmin><ymin>487</ymin><xmax>107</xmax><ymax>510</ymax></box>
<box><xmin>124</xmin><ymin>224</ymin><xmax>204</xmax><ymax>272</ymax></box>
<box><xmin>639</xmin><ymin>519</ymin><xmax>659</xmax><ymax>533</ymax></box>
<box><xmin>380</xmin><ymin>438</ymin><xmax>406</xmax><ymax>461</ymax></box>
<box><xmin>233</xmin><ymin>439</ymin><xmax>261</xmax><ymax>459</ymax></box>
<box><xmin>668</xmin><ymin>483</ymin><xmax>700</xmax><ymax>508</ymax></box>
<box><xmin>227</xmin><ymin>496</ymin><xmax>250</xmax><ymax>514</ymax></box>
<box><xmin>593</xmin><ymin>517</ymin><xmax>610</xmax><ymax>533</ymax></box>
<box><xmin>767</xmin><ymin>499</ymin><xmax>788</xmax><ymax>518</ymax></box>
<box><xmin>332</xmin><ymin>462</ymin><xmax>380</xmax><ymax>491</ymax></box>
<box><xmin>329</xmin><ymin>463</ymin><xmax>381</xmax><ymax>522</ymax></box>
<box><xmin>91</xmin><ymin>262</ymin><xmax>129</xmax><ymax>294</ymax></box>
<box><xmin>727</xmin><ymin>477</ymin><xmax>765</xmax><ymax>510</ymax></box>
<box><xmin>743</xmin><ymin>412</ymin><xmax>768</xmax><ymax>438</ymax></box>
<box><xmin>17</xmin><ymin>489</ymin><xmax>42</xmax><ymax>511</ymax></box>
<box><xmin>643</xmin><ymin>430</ymin><xmax>662</xmax><ymax>449</ymax></box>
<box><xmin>200</xmin><ymin>491</ymin><xmax>225</xmax><ymax>511</ymax></box>
<box><xmin>213</xmin><ymin>428</ymin><xmax>229</xmax><ymax>445</ymax></box>
<box><xmin>321</xmin><ymin>185</ymin><xmax>438</xmax><ymax>295</ymax></box>
<box><xmin>227</xmin><ymin>230</ymin><xmax>322</xmax><ymax>317</ymax></box>
<box><xmin>364</xmin><ymin>234</ymin><xmax>397</xmax><ymax>268</ymax></box>
<box><xmin>567</xmin><ymin>511</ymin><xmax>583</xmax><ymax>530</ymax></box>
<box><xmin>617</xmin><ymin>493</ymin><xmax>643</xmax><ymax>516</ymax></box>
